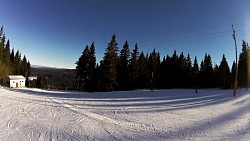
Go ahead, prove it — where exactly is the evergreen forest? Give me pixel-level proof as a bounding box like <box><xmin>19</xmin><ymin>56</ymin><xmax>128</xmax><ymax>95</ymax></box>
<box><xmin>0</xmin><ymin>26</ymin><xmax>31</xmax><ymax>86</ymax></box>
<box><xmin>1</xmin><ymin>26</ymin><xmax>249</xmax><ymax>92</ymax></box>
<box><xmin>75</xmin><ymin>34</ymin><xmax>250</xmax><ymax>92</ymax></box>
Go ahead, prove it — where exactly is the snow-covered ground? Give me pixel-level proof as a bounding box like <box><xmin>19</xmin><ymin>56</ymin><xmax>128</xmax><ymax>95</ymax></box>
<box><xmin>0</xmin><ymin>86</ymin><xmax>250</xmax><ymax>141</ymax></box>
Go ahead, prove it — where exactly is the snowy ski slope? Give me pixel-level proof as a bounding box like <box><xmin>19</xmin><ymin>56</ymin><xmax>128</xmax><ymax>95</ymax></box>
<box><xmin>0</xmin><ymin>86</ymin><xmax>250</xmax><ymax>141</ymax></box>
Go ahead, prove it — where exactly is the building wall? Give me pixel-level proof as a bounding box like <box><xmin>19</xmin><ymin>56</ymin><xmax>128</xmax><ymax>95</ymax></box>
<box><xmin>10</xmin><ymin>79</ymin><xmax>26</xmax><ymax>88</ymax></box>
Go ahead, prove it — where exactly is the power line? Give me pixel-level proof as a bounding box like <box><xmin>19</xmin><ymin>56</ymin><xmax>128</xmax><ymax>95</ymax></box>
<box><xmin>139</xmin><ymin>32</ymin><xmax>232</xmax><ymax>50</ymax></box>
<box><xmin>136</xmin><ymin>25</ymin><xmax>250</xmax><ymax>50</ymax></box>
<box><xmin>137</xmin><ymin>24</ymin><xmax>232</xmax><ymax>43</ymax></box>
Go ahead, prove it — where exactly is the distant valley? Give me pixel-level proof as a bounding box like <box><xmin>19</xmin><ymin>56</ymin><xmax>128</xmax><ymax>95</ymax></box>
<box><xmin>31</xmin><ymin>65</ymin><xmax>75</xmax><ymax>90</ymax></box>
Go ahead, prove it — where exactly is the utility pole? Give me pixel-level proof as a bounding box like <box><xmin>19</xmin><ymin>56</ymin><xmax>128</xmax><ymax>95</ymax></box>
<box><xmin>232</xmin><ymin>25</ymin><xmax>238</xmax><ymax>96</ymax></box>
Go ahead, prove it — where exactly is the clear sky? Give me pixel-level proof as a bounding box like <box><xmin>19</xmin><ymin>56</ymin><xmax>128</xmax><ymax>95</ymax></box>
<box><xmin>0</xmin><ymin>0</ymin><xmax>249</xmax><ymax>69</ymax></box>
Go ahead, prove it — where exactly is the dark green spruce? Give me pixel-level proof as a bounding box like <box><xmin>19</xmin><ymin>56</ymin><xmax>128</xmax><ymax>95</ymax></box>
<box><xmin>100</xmin><ymin>34</ymin><xmax>119</xmax><ymax>91</ymax></box>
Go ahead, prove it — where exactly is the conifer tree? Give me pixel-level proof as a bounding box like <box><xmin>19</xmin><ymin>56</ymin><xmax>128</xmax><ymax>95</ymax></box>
<box><xmin>75</xmin><ymin>45</ymin><xmax>90</xmax><ymax>91</ymax></box>
<box><xmin>0</xmin><ymin>26</ymin><xmax>3</xmax><ymax>39</ymax></box>
<box><xmin>129</xmin><ymin>43</ymin><xmax>139</xmax><ymax>89</ymax></box>
<box><xmin>200</xmin><ymin>53</ymin><xmax>214</xmax><ymax>88</ymax></box>
<box><xmin>87</xmin><ymin>42</ymin><xmax>96</xmax><ymax>91</ymax></box>
<box><xmin>36</xmin><ymin>74</ymin><xmax>47</xmax><ymax>88</ymax></box>
<box><xmin>238</xmin><ymin>40</ymin><xmax>249</xmax><ymax>88</ymax></box>
<box><xmin>0</xmin><ymin>27</ymin><xmax>4</xmax><ymax>62</ymax></box>
<box><xmin>185</xmin><ymin>54</ymin><xmax>192</xmax><ymax>88</ymax></box>
<box><xmin>147</xmin><ymin>49</ymin><xmax>160</xmax><ymax>89</ymax></box>
<box><xmin>0</xmin><ymin>28</ymin><xmax>9</xmax><ymax>84</ymax></box>
<box><xmin>96</xmin><ymin>60</ymin><xmax>104</xmax><ymax>91</ymax></box>
<box><xmin>192</xmin><ymin>56</ymin><xmax>199</xmax><ymax>89</ymax></box>
<box><xmin>231</xmin><ymin>61</ymin><xmax>236</xmax><ymax>88</ymax></box>
<box><xmin>27</xmin><ymin>61</ymin><xmax>31</xmax><ymax>77</ymax></box>
<box><xmin>89</xmin><ymin>42</ymin><xmax>96</xmax><ymax>76</ymax></box>
<box><xmin>214</xmin><ymin>64</ymin><xmax>219</xmax><ymax>88</ymax></box>
<box><xmin>10</xmin><ymin>48</ymin><xmax>14</xmax><ymax>65</ymax></box>
<box><xmin>19</xmin><ymin>55</ymin><xmax>31</xmax><ymax>86</ymax></box>
<box><xmin>218</xmin><ymin>54</ymin><xmax>230</xmax><ymax>89</ymax></box>
<box><xmin>161</xmin><ymin>55</ymin><xmax>171</xmax><ymax>88</ymax></box>
<box><xmin>14</xmin><ymin>50</ymin><xmax>21</xmax><ymax>75</ymax></box>
<box><xmin>117</xmin><ymin>41</ymin><xmax>130</xmax><ymax>90</ymax></box>
<box><xmin>3</xmin><ymin>40</ymin><xmax>10</xmax><ymax>66</ymax></box>
<box><xmin>170</xmin><ymin>50</ymin><xmax>178</xmax><ymax>88</ymax></box>
<box><xmin>137</xmin><ymin>51</ymin><xmax>147</xmax><ymax>89</ymax></box>
<box><xmin>100</xmin><ymin>34</ymin><xmax>119</xmax><ymax>91</ymax></box>
<box><xmin>178</xmin><ymin>52</ymin><xmax>186</xmax><ymax>88</ymax></box>
<box><xmin>0</xmin><ymin>61</ymin><xmax>11</xmax><ymax>84</ymax></box>
<box><xmin>20</xmin><ymin>55</ymin><xmax>28</xmax><ymax>77</ymax></box>
<box><xmin>75</xmin><ymin>42</ymin><xmax>97</xmax><ymax>91</ymax></box>
<box><xmin>199</xmin><ymin>59</ymin><xmax>205</xmax><ymax>88</ymax></box>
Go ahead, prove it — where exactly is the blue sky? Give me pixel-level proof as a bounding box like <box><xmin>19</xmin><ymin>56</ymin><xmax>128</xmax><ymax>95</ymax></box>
<box><xmin>0</xmin><ymin>0</ymin><xmax>249</xmax><ymax>69</ymax></box>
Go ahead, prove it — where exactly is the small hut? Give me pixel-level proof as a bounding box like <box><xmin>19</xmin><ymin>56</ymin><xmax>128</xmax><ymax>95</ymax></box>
<box><xmin>8</xmin><ymin>75</ymin><xmax>26</xmax><ymax>88</ymax></box>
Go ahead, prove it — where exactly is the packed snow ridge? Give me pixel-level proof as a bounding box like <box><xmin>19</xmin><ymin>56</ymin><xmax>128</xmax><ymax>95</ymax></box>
<box><xmin>0</xmin><ymin>86</ymin><xmax>250</xmax><ymax>141</ymax></box>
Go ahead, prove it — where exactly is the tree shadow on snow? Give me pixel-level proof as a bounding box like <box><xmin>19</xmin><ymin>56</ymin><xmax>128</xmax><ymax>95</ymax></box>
<box><xmin>164</xmin><ymin>96</ymin><xmax>250</xmax><ymax>139</ymax></box>
<box><xmin>3</xmin><ymin>86</ymin><xmax>250</xmax><ymax>140</ymax></box>
<box><xmin>4</xmin><ymin>87</ymin><xmax>250</xmax><ymax>113</ymax></box>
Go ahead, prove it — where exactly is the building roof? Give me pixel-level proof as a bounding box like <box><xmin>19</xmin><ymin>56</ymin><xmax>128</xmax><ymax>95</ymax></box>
<box><xmin>8</xmin><ymin>75</ymin><xmax>26</xmax><ymax>80</ymax></box>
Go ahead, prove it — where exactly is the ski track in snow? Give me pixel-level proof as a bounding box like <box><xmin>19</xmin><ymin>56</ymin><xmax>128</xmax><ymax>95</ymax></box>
<box><xmin>0</xmin><ymin>86</ymin><xmax>250</xmax><ymax>140</ymax></box>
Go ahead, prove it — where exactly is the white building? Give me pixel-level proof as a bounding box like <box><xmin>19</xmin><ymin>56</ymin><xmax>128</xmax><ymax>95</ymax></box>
<box><xmin>8</xmin><ymin>75</ymin><xmax>26</xmax><ymax>88</ymax></box>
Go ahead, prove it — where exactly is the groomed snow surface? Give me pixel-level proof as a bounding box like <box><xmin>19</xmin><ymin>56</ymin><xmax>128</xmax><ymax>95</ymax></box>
<box><xmin>0</xmin><ymin>86</ymin><xmax>250</xmax><ymax>141</ymax></box>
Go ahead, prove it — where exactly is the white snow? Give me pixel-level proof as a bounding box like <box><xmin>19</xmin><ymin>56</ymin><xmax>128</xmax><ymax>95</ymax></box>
<box><xmin>0</xmin><ymin>86</ymin><xmax>250</xmax><ymax>141</ymax></box>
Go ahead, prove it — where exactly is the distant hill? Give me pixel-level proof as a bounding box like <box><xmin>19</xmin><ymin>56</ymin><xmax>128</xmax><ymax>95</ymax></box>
<box><xmin>31</xmin><ymin>66</ymin><xmax>76</xmax><ymax>90</ymax></box>
<box><xmin>31</xmin><ymin>65</ymin><xmax>70</xmax><ymax>70</ymax></box>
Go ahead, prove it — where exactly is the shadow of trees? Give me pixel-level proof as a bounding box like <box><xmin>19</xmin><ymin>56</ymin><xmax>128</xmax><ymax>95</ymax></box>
<box><xmin>4</xmin><ymin>87</ymin><xmax>249</xmax><ymax>114</ymax></box>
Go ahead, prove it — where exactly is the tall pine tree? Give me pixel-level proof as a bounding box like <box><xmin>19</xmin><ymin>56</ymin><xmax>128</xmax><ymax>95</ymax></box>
<box><xmin>177</xmin><ymin>52</ymin><xmax>186</xmax><ymax>88</ymax></box>
<box><xmin>10</xmin><ymin>48</ymin><xmax>15</xmax><ymax>67</ymax></box>
<box><xmin>170</xmin><ymin>50</ymin><xmax>178</xmax><ymax>88</ymax></box>
<box><xmin>238</xmin><ymin>40</ymin><xmax>249</xmax><ymax>88</ymax></box>
<box><xmin>14</xmin><ymin>50</ymin><xmax>21</xmax><ymax>75</ymax></box>
<box><xmin>192</xmin><ymin>56</ymin><xmax>199</xmax><ymax>89</ymax></box>
<box><xmin>3</xmin><ymin>40</ymin><xmax>10</xmax><ymax>67</ymax></box>
<box><xmin>117</xmin><ymin>41</ymin><xmax>130</xmax><ymax>90</ymax></box>
<box><xmin>218</xmin><ymin>54</ymin><xmax>230</xmax><ymax>89</ymax></box>
<box><xmin>0</xmin><ymin>27</ymin><xmax>4</xmax><ymax>62</ymax></box>
<box><xmin>87</xmin><ymin>42</ymin><xmax>97</xmax><ymax>91</ymax></box>
<box><xmin>75</xmin><ymin>45</ymin><xmax>90</xmax><ymax>91</ymax></box>
<box><xmin>100</xmin><ymin>34</ymin><xmax>119</xmax><ymax>91</ymax></box>
<box><xmin>185</xmin><ymin>54</ymin><xmax>192</xmax><ymax>88</ymax></box>
<box><xmin>200</xmin><ymin>53</ymin><xmax>214</xmax><ymax>88</ymax></box>
<box><xmin>159</xmin><ymin>55</ymin><xmax>171</xmax><ymax>88</ymax></box>
<box><xmin>231</xmin><ymin>61</ymin><xmax>236</xmax><ymax>88</ymax></box>
<box><xmin>129</xmin><ymin>43</ymin><xmax>139</xmax><ymax>89</ymax></box>
<box><xmin>20</xmin><ymin>55</ymin><xmax>28</xmax><ymax>77</ymax></box>
<box><xmin>147</xmin><ymin>49</ymin><xmax>160</xmax><ymax>89</ymax></box>
<box><xmin>137</xmin><ymin>51</ymin><xmax>147</xmax><ymax>89</ymax></box>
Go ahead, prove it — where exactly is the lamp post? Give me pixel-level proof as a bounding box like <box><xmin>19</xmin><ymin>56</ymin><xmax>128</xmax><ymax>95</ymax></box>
<box><xmin>232</xmin><ymin>25</ymin><xmax>238</xmax><ymax>96</ymax></box>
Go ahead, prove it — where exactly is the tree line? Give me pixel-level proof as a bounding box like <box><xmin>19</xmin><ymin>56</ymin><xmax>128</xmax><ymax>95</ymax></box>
<box><xmin>0</xmin><ymin>26</ymin><xmax>31</xmax><ymax>86</ymax></box>
<box><xmin>75</xmin><ymin>34</ymin><xmax>250</xmax><ymax>92</ymax></box>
